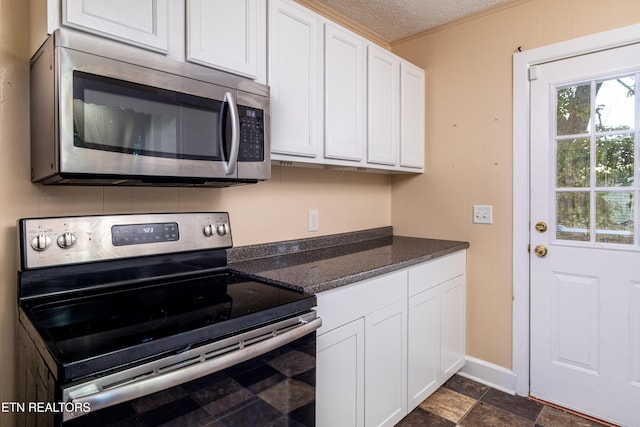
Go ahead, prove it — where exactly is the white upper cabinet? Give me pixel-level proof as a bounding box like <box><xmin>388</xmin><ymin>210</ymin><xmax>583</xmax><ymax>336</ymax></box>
<box><xmin>367</xmin><ymin>45</ymin><xmax>400</xmax><ymax>166</ymax></box>
<box><xmin>62</xmin><ymin>0</ymin><xmax>170</xmax><ymax>52</ymax></box>
<box><xmin>266</xmin><ymin>0</ymin><xmax>424</xmax><ymax>173</ymax></box>
<box><xmin>186</xmin><ymin>0</ymin><xmax>265</xmax><ymax>81</ymax></box>
<box><xmin>268</xmin><ymin>0</ymin><xmax>322</xmax><ymax>158</ymax></box>
<box><xmin>34</xmin><ymin>1</ymin><xmax>267</xmax><ymax>81</ymax></box>
<box><xmin>323</xmin><ymin>24</ymin><xmax>366</xmax><ymax>163</ymax></box>
<box><xmin>400</xmin><ymin>61</ymin><xmax>425</xmax><ymax>169</ymax></box>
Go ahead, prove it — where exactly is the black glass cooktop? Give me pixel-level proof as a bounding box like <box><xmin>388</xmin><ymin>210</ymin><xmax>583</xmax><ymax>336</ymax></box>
<box><xmin>22</xmin><ymin>272</ymin><xmax>315</xmax><ymax>381</ymax></box>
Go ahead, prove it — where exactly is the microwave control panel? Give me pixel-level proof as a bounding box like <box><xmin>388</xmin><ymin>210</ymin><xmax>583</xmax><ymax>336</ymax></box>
<box><xmin>238</xmin><ymin>106</ymin><xmax>265</xmax><ymax>162</ymax></box>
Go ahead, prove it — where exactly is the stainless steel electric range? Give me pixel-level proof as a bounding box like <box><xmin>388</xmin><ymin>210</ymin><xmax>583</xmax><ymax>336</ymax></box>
<box><xmin>16</xmin><ymin>213</ymin><xmax>320</xmax><ymax>426</ymax></box>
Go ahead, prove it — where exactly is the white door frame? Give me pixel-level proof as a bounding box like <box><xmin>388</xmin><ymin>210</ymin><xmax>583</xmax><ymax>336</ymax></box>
<box><xmin>512</xmin><ymin>23</ymin><xmax>640</xmax><ymax>397</ymax></box>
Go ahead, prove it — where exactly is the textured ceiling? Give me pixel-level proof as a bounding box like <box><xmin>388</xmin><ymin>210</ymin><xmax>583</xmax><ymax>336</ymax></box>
<box><xmin>315</xmin><ymin>0</ymin><xmax>513</xmax><ymax>42</ymax></box>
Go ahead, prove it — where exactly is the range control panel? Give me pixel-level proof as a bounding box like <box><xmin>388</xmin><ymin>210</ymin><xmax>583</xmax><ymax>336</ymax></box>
<box><xmin>19</xmin><ymin>213</ymin><xmax>232</xmax><ymax>270</ymax></box>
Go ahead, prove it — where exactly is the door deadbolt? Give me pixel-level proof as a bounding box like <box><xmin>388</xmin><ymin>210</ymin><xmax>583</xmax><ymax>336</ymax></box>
<box><xmin>535</xmin><ymin>222</ymin><xmax>548</xmax><ymax>233</ymax></box>
<box><xmin>534</xmin><ymin>244</ymin><xmax>548</xmax><ymax>257</ymax></box>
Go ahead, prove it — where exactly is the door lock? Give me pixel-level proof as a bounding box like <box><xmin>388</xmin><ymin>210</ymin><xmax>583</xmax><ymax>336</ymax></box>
<box><xmin>535</xmin><ymin>222</ymin><xmax>548</xmax><ymax>233</ymax></box>
<box><xmin>534</xmin><ymin>244</ymin><xmax>548</xmax><ymax>257</ymax></box>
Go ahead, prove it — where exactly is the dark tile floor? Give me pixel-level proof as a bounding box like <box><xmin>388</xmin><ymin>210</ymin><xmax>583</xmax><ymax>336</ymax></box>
<box><xmin>398</xmin><ymin>375</ymin><xmax>612</xmax><ymax>427</ymax></box>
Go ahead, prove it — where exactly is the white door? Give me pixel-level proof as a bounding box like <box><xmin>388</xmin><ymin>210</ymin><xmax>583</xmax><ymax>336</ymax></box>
<box><xmin>530</xmin><ymin>42</ymin><xmax>640</xmax><ymax>427</ymax></box>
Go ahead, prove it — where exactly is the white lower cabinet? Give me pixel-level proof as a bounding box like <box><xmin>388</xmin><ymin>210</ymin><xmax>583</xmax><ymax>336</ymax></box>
<box><xmin>316</xmin><ymin>301</ymin><xmax>408</xmax><ymax>427</ymax></box>
<box><xmin>364</xmin><ymin>300</ymin><xmax>408</xmax><ymax>427</ymax></box>
<box><xmin>407</xmin><ymin>286</ymin><xmax>441</xmax><ymax>409</ymax></box>
<box><xmin>316</xmin><ymin>270</ymin><xmax>407</xmax><ymax>427</ymax></box>
<box><xmin>316</xmin><ymin>250</ymin><xmax>466</xmax><ymax>426</ymax></box>
<box><xmin>407</xmin><ymin>251</ymin><xmax>467</xmax><ymax>412</ymax></box>
<box><xmin>317</xmin><ymin>319</ymin><xmax>365</xmax><ymax>427</ymax></box>
<box><xmin>440</xmin><ymin>274</ymin><xmax>466</xmax><ymax>379</ymax></box>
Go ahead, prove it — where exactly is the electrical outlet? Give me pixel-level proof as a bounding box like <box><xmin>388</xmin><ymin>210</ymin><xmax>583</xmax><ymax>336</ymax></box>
<box><xmin>473</xmin><ymin>205</ymin><xmax>493</xmax><ymax>224</ymax></box>
<box><xmin>308</xmin><ymin>209</ymin><xmax>319</xmax><ymax>232</ymax></box>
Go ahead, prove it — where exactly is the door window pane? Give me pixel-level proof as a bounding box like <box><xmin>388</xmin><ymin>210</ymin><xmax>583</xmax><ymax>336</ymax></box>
<box><xmin>556</xmin><ymin>138</ymin><xmax>590</xmax><ymax>187</ymax></box>
<box><xmin>595</xmin><ymin>76</ymin><xmax>635</xmax><ymax>131</ymax></box>
<box><xmin>596</xmin><ymin>134</ymin><xmax>634</xmax><ymax>187</ymax></box>
<box><xmin>556</xmin><ymin>84</ymin><xmax>591</xmax><ymax>136</ymax></box>
<box><xmin>596</xmin><ymin>192</ymin><xmax>634</xmax><ymax>244</ymax></box>
<box><xmin>556</xmin><ymin>192</ymin><xmax>590</xmax><ymax>242</ymax></box>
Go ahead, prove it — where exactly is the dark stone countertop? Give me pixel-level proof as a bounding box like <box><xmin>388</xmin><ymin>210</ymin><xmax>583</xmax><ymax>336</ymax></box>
<box><xmin>228</xmin><ymin>227</ymin><xmax>469</xmax><ymax>294</ymax></box>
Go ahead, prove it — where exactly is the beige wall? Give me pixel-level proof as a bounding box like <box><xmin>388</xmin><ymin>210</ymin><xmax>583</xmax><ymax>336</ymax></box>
<box><xmin>0</xmin><ymin>0</ymin><xmax>390</xmax><ymax>422</ymax></box>
<box><xmin>391</xmin><ymin>0</ymin><xmax>640</xmax><ymax>369</ymax></box>
<box><xmin>4</xmin><ymin>0</ymin><xmax>640</xmax><ymax>422</ymax></box>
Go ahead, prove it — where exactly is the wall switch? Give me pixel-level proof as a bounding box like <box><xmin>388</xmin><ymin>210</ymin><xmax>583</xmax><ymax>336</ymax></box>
<box><xmin>308</xmin><ymin>209</ymin><xmax>320</xmax><ymax>232</ymax></box>
<box><xmin>473</xmin><ymin>205</ymin><xmax>493</xmax><ymax>224</ymax></box>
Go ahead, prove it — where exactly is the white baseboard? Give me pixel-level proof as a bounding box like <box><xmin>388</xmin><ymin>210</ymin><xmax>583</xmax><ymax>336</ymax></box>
<box><xmin>457</xmin><ymin>356</ymin><xmax>519</xmax><ymax>396</ymax></box>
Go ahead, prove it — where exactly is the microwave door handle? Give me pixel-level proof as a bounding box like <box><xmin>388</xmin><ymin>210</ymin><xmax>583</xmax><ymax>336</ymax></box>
<box><xmin>222</xmin><ymin>92</ymin><xmax>240</xmax><ymax>175</ymax></box>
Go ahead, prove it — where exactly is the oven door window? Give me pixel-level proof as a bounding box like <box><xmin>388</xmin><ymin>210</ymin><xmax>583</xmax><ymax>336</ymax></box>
<box><xmin>72</xmin><ymin>71</ymin><xmax>231</xmax><ymax>161</ymax></box>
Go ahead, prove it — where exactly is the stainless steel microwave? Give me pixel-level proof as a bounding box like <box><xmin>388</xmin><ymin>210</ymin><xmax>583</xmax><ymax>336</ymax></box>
<box><xmin>30</xmin><ymin>30</ymin><xmax>270</xmax><ymax>187</ymax></box>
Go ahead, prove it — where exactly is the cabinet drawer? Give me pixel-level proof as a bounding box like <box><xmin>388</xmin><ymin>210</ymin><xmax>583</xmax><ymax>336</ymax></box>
<box><xmin>316</xmin><ymin>269</ymin><xmax>407</xmax><ymax>335</ymax></box>
<box><xmin>408</xmin><ymin>251</ymin><xmax>466</xmax><ymax>296</ymax></box>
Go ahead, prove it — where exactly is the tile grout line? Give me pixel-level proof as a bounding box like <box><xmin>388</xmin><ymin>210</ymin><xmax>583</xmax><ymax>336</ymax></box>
<box><xmin>454</xmin><ymin>387</ymin><xmax>489</xmax><ymax>426</ymax></box>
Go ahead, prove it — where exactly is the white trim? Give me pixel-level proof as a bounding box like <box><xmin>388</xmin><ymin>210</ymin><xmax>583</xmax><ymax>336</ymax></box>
<box><xmin>458</xmin><ymin>356</ymin><xmax>517</xmax><ymax>395</ymax></box>
<box><xmin>512</xmin><ymin>23</ymin><xmax>640</xmax><ymax>397</ymax></box>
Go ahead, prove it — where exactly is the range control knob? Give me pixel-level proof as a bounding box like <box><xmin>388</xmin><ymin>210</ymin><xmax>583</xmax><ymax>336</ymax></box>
<box><xmin>57</xmin><ymin>232</ymin><xmax>77</xmax><ymax>249</ymax></box>
<box><xmin>30</xmin><ymin>234</ymin><xmax>52</xmax><ymax>251</ymax></box>
<box><xmin>216</xmin><ymin>223</ymin><xmax>229</xmax><ymax>237</ymax></box>
<box><xmin>203</xmin><ymin>224</ymin><xmax>214</xmax><ymax>237</ymax></box>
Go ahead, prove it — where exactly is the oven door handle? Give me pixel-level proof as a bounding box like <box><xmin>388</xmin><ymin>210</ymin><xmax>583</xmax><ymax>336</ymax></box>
<box><xmin>63</xmin><ymin>316</ymin><xmax>321</xmax><ymax>422</ymax></box>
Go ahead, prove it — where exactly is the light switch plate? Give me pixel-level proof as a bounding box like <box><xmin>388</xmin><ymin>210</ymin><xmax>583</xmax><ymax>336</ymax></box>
<box><xmin>308</xmin><ymin>209</ymin><xmax>319</xmax><ymax>232</ymax></box>
<box><xmin>473</xmin><ymin>205</ymin><xmax>493</xmax><ymax>224</ymax></box>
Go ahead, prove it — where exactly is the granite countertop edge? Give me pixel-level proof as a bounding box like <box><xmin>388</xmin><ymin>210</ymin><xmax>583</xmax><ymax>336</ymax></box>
<box><xmin>231</xmin><ymin>243</ymin><xmax>468</xmax><ymax>294</ymax></box>
<box><xmin>228</xmin><ymin>228</ymin><xmax>469</xmax><ymax>294</ymax></box>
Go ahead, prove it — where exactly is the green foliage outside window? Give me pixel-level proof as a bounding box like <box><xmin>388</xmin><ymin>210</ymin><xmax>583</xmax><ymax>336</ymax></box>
<box><xmin>554</xmin><ymin>77</ymin><xmax>635</xmax><ymax>244</ymax></box>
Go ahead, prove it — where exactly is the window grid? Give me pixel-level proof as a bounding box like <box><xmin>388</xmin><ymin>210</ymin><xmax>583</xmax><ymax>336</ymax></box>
<box><xmin>553</xmin><ymin>72</ymin><xmax>639</xmax><ymax>248</ymax></box>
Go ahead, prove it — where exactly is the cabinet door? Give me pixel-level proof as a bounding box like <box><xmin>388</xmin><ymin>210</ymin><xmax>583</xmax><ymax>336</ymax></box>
<box><xmin>408</xmin><ymin>286</ymin><xmax>441</xmax><ymax>411</ymax></box>
<box><xmin>324</xmin><ymin>24</ymin><xmax>366</xmax><ymax>162</ymax></box>
<box><xmin>317</xmin><ymin>319</ymin><xmax>365</xmax><ymax>427</ymax></box>
<box><xmin>399</xmin><ymin>61</ymin><xmax>425</xmax><ymax>169</ymax></box>
<box><xmin>62</xmin><ymin>0</ymin><xmax>169</xmax><ymax>52</ymax></box>
<box><xmin>268</xmin><ymin>0</ymin><xmax>322</xmax><ymax>157</ymax></box>
<box><xmin>367</xmin><ymin>45</ymin><xmax>399</xmax><ymax>166</ymax></box>
<box><xmin>365</xmin><ymin>300</ymin><xmax>407</xmax><ymax>427</ymax></box>
<box><xmin>187</xmin><ymin>0</ymin><xmax>264</xmax><ymax>80</ymax></box>
<box><xmin>440</xmin><ymin>274</ymin><xmax>466</xmax><ymax>380</ymax></box>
